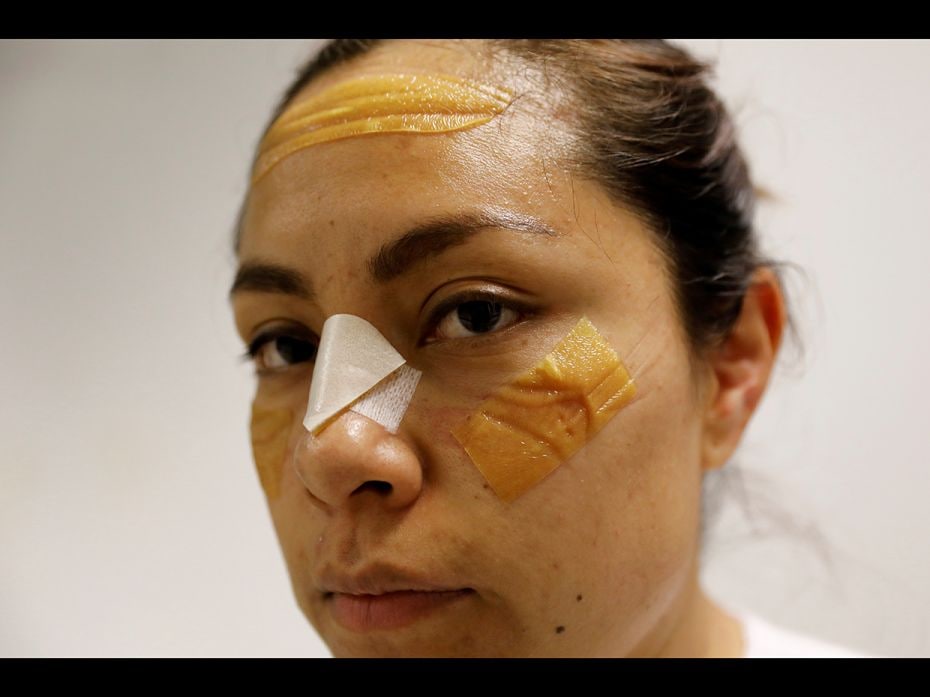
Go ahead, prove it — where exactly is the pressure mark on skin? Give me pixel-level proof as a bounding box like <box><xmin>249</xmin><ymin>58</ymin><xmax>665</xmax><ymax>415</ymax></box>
<box><xmin>252</xmin><ymin>73</ymin><xmax>515</xmax><ymax>186</ymax></box>
<box><xmin>451</xmin><ymin>316</ymin><xmax>636</xmax><ymax>503</ymax></box>
<box><xmin>250</xmin><ymin>405</ymin><xmax>293</xmax><ymax>500</ymax></box>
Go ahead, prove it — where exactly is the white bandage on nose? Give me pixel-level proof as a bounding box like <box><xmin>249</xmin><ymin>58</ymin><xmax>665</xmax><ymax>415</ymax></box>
<box><xmin>303</xmin><ymin>314</ymin><xmax>422</xmax><ymax>436</ymax></box>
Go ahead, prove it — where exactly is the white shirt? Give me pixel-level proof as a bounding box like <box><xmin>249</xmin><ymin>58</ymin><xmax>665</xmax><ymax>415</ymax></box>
<box><xmin>725</xmin><ymin>604</ymin><xmax>878</xmax><ymax>658</ymax></box>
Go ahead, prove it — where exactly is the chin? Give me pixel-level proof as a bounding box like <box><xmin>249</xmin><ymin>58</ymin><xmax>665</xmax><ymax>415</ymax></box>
<box><xmin>311</xmin><ymin>612</ymin><xmax>524</xmax><ymax>658</ymax></box>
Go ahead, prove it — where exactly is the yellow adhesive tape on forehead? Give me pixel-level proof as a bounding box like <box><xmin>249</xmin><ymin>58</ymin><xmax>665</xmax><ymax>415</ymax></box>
<box><xmin>451</xmin><ymin>316</ymin><xmax>636</xmax><ymax>503</ymax></box>
<box><xmin>251</xmin><ymin>73</ymin><xmax>514</xmax><ymax>186</ymax></box>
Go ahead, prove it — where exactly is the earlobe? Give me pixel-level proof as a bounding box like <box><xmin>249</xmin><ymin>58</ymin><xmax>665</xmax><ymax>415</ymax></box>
<box><xmin>700</xmin><ymin>268</ymin><xmax>787</xmax><ymax>472</ymax></box>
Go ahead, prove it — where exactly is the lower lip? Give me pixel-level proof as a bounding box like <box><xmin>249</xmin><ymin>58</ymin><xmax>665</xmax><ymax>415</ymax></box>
<box><xmin>328</xmin><ymin>589</ymin><xmax>474</xmax><ymax>632</ymax></box>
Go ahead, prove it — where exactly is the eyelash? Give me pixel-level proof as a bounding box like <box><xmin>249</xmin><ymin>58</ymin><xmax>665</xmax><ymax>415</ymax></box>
<box><xmin>420</xmin><ymin>289</ymin><xmax>533</xmax><ymax>346</ymax></box>
<box><xmin>242</xmin><ymin>290</ymin><xmax>532</xmax><ymax>374</ymax></box>
<box><xmin>243</xmin><ymin>328</ymin><xmax>318</xmax><ymax>376</ymax></box>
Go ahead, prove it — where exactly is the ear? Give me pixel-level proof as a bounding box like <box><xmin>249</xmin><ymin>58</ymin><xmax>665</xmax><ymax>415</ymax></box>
<box><xmin>700</xmin><ymin>267</ymin><xmax>787</xmax><ymax>472</ymax></box>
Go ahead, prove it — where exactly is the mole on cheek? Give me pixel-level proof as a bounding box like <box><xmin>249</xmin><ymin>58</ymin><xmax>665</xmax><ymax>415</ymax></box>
<box><xmin>451</xmin><ymin>316</ymin><xmax>636</xmax><ymax>503</ymax></box>
<box><xmin>250</xmin><ymin>405</ymin><xmax>293</xmax><ymax>500</ymax></box>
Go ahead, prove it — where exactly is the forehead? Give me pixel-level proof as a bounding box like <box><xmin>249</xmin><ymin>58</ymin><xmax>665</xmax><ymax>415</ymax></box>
<box><xmin>239</xmin><ymin>44</ymin><xmax>578</xmax><ymax>263</ymax></box>
<box><xmin>233</xmin><ymin>43</ymin><xmax>683</xmax><ymax>379</ymax></box>
<box><xmin>298</xmin><ymin>40</ymin><xmax>502</xmax><ymax>93</ymax></box>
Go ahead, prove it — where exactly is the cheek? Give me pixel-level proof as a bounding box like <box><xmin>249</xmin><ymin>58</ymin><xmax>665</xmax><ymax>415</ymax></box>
<box><xmin>481</xmin><ymin>320</ymin><xmax>703</xmax><ymax>648</ymax></box>
<box><xmin>450</xmin><ymin>316</ymin><xmax>636</xmax><ymax>503</ymax></box>
<box><xmin>249</xmin><ymin>404</ymin><xmax>294</xmax><ymax>500</ymax></box>
<box><xmin>582</xmin><ymin>339</ymin><xmax>705</xmax><ymax>595</ymax></box>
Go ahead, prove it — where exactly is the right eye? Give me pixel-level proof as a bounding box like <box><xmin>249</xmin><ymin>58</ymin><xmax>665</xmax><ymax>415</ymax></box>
<box><xmin>246</xmin><ymin>330</ymin><xmax>318</xmax><ymax>375</ymax></box>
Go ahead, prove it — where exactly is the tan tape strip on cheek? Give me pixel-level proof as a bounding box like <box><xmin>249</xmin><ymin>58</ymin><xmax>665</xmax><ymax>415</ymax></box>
<box><xmin>451</xmin><ymin>316</ymin><xmax>637</xmax><ymax>503</ymax></box>
<box><xmin>251</xmin><ymin>73</ymin><xmax>514</xmax><ymax>186</ymax></box>
<box><xmin>250</xmin><ymin>405</ymin><xmax>293</xmax><ymax>500</ymax></box>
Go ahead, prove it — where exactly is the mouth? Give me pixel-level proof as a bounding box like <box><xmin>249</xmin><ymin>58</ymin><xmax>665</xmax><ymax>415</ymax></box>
<box><xmin>324</xmin><ymin>588</ymin><xmax>476</xmax><ymax>632</ymax></box>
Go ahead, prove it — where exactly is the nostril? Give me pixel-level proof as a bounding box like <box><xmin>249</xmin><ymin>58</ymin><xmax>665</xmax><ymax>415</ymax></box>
<box><xmin>353</xmin><ymin>480</ymin><xmax>393</xmax><ymax>496</ymax></box>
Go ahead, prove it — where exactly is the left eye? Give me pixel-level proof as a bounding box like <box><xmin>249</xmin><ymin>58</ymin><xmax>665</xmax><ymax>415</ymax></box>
<box><xmin>428</xmin><ymin>293</ymin><xmax>527</xmax><ymax>343</ymax></box>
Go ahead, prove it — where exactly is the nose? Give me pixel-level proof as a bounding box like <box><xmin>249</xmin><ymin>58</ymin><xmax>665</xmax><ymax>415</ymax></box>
<box><xmin>291</xmin><ymin>409</ymin><xmax>424</xmax><ymax>511</ymax></box>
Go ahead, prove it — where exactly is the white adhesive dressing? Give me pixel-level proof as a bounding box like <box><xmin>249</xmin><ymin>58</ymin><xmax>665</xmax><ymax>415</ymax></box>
<box><xmin>303</xmin><ymin>314</ymin><xmax>422</xmax><ymax>436</ymax></box>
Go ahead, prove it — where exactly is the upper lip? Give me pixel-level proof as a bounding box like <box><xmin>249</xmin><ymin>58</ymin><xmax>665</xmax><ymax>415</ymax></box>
<box><xmin>317</xmin><ymin>561</ymin><xmax>470</xmax><ymax>596</ymax></box>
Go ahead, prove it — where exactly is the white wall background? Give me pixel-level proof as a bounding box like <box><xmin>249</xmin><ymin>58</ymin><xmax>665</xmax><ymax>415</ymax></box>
<box><xmin>1</xmin><ymin>39</ymin><xmax>927</xmax><ymax>657</ymax></box>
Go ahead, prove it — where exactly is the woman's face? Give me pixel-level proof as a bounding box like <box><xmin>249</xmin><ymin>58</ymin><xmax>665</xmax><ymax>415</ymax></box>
<box><xmin>231</xmin><ymin>41</ymin><xmax>717</xmax><ymax>657</ymax></box>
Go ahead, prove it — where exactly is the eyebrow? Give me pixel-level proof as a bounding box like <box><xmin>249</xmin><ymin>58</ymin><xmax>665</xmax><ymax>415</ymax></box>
<box><xmin>228</xmin><ymin>210</ymin><xmax>559</xmax><ymax>300</ymax></box>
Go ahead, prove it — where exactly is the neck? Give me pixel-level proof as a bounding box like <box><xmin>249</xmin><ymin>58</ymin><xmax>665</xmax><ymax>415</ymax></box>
<box><xmin>651</xmin><ymin>562</ymin><xmax>745</xmax><ymax>658</ymax></box>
